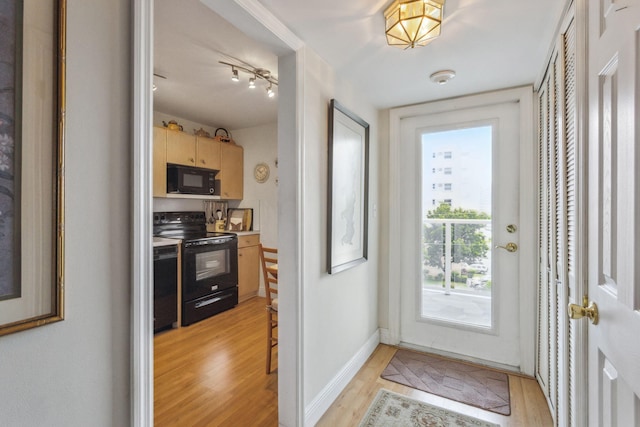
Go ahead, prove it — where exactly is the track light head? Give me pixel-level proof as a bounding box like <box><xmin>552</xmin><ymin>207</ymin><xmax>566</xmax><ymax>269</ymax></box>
<box><xmin>219</xmin><ymin>61</ymin><xmax>278</xmax><ymax>98</ymax></box>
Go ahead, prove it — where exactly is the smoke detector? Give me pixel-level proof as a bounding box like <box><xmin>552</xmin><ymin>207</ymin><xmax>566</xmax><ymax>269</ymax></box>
<box><xmin>429</xmin><ymin>70</ymin><xmax>456</xmax><ymax>85</ymax></box>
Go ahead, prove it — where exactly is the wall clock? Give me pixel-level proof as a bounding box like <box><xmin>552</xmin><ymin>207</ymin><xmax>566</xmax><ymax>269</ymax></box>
<box><xmin>254</xmin><ymin>162</ymin><xmax>270</xmax><ymax>183</ymax></box>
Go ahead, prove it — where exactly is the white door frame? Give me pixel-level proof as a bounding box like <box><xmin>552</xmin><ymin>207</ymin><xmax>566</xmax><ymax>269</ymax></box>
<box><xmin>131</xmin><ymin>1</ymin><xmax>305</xmax><ymax>426</ymax></box>
<box><xmin>387</xmin><ymin>86</ymin><xmax>537</xmax><ymax>375</ymax></box>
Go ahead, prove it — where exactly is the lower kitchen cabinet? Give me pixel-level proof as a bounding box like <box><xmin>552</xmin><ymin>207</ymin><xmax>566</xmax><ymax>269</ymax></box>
<box><xmin>237</xmin><ymin>233</ymin><xmax>260</xmax><ymax>302</ymax></box>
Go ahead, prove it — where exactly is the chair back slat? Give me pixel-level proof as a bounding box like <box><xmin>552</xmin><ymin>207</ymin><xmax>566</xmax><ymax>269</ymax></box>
<box><xmin>259</xmin><ymin>244</ymin><xmax>278</xmax><ymax>305</ymax></box>
<box><xmin>259</xmin><ymin>244</ymin><xmax>279</xmax><ymax>374</ymax></box>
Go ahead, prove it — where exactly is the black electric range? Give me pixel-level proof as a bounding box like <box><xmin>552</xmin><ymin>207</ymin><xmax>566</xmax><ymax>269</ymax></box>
<box><xmin>153</xmin><ymin>211</ymin><xmax>239</xmax><ymax>326</ymax></box>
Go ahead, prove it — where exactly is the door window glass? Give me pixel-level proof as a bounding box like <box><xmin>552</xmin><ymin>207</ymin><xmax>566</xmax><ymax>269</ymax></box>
<box><xmin>421</xmin><ymin>125</ymin><xmax>493</xmax><ymax>327</ymax></box>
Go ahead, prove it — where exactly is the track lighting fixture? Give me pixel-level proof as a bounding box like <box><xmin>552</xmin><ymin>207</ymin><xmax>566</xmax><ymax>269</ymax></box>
<box><xmin>152</xmin><ymin>72</ymin><xmax>166</xmax><ymax>92</ymax></box>
<box><xmin>219</xmin><ymin>60</ymin><xmax>278</xmax><ymax>98</ymax></box>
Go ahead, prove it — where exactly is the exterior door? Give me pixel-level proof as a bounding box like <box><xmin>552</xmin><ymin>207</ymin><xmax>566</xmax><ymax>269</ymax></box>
<box><xmin>586</xmin><ymin>0</ymin><xmax>640</xmax><ymax>425</ymax></box>
<box><xmin>396</xmin><ymin>89</ymin><xmax>535</xmax><ymax>373</ymax></box>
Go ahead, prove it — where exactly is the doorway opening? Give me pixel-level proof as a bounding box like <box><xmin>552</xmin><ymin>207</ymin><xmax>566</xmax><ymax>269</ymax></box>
<box><xmin>389</xmin><ymin>87</ymin><xmax>536</xmax><ymax>374</ymax></box>
<box><xmin>133</xmin><ymin>0</ymin><xmax>303</xmax><ymax>425</ymax></box>
<box><xmin>151</xmin><ymin>2</ymin><xmax>280</xmax><ymax>423</ymax></box>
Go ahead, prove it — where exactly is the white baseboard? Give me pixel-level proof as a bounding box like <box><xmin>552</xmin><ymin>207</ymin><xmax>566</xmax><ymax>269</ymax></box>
<box><xmin>304</xmin><ymin>329</ymin><xmax>380</xmax><ymax>426</ymax></box>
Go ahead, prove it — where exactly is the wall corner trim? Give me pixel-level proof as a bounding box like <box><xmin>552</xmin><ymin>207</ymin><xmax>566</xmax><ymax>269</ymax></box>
<box><xmin>304</xmin><ymin>330</ymin><xmax>380</xmax><ymax>426</ymax></box>
<box><xmin>379</xmin><ymin>328</ymin><xmax>394</xmax><ymax>345</ymax></box>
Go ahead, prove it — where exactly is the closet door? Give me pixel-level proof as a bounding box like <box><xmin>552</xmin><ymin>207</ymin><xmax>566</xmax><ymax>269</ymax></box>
<box><xmin>537</xmin><ymin>9</ymin><xmax>581</xmax><ymax>427</ymax></box>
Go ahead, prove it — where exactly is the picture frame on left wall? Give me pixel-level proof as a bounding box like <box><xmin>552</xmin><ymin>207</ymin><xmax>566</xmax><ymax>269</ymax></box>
<box><xmin>0</xmin><ymin>0</ymin><xmax>66</xmax><ymax>336</ymax></box>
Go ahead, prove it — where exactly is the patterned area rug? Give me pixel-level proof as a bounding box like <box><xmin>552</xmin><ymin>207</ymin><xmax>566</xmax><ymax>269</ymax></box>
<box><xmin>359</xmin><ymin>389</ymin><xmax>499</xmax><ymax>427</ymax></box>
<box><xmin>381</xmin><ymin>349</ymin><xmax>511</xmax><ymax>415</ymax></box>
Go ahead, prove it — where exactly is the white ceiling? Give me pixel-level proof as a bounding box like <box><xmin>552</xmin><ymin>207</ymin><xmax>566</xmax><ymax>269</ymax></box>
<box><xmin>153</xmin><ymin>0</ymin><xmax>280</xmax><ymax>130</ymax></box>
<box><xmin>154</xmin><ymin>0</ymin><xmax>566</xmax><ymax>130</ymax></box>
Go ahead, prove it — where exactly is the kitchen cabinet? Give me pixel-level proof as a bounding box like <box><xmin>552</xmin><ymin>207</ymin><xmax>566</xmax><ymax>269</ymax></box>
<box><xmin>165</xmin><ymin>130</ymin><xmax>222</xmax><ymax>170</ymax></box>
<box><xmin>153</xmin><ymin>127</ymin><xmax>167</xmax><ymax>197</ymax></box>
<box><xmin>237</xmin><ymin>233</ymin><xmax>260</xmax><ymax>302</ymax></box>
<box><xmin>195</xmin><ymin>136</ymin><xmax>221</xmax><ymax>170</ymax></box>
<box><xmin>152</xmin><ymin>126</ymin><xmax>242</xmax><ymax>200</ymax></box>
<box><xmin>166</xmin><ymin>129</ymin><xmax>197</xmax><ymax>166</ymax></box>
<box><xmin>219</xmin><ymin>143</ymin><xmax>244</xmax><ymax>200</ymax></box>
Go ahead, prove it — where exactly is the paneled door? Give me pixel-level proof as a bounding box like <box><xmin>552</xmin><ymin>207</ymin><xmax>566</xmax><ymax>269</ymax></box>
<box><xmin>585</xmin><ymin>0</ymin><xmax>640</xmax><ymax>425</ymax></box>
<box><xmin>394</xmin><ymin>88</ymin><xmax>535</xmax><ymax>373</ymax></box>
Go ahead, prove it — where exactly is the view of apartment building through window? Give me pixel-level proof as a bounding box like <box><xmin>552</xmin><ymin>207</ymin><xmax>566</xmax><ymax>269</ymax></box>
<box><xmin>420</xmin><ymin>125</ymin><xmax>493</xmax><ymax>327</ymax></box>
<box><xmin>422</xmin><ymin>126</ymin><xmax>492</xmax><ymax>214</ymax></box>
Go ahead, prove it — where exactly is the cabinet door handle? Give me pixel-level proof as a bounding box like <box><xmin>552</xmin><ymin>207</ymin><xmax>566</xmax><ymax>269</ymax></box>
<box><xmin>189</xmin><ymin>157</ymin><xmax>194</xmax><ymax>163</ymax></box>
<box><xmin>201</xmin><ymin>159</ymin><xmax>206</xmax><ymax>165</ymax></box>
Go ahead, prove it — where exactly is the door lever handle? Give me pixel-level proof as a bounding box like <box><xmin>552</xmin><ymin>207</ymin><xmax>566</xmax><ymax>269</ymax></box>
<box><xmin>495</xmin><ymin>242</ymin><xmax>518</xmax><ymax>253</ymax></box>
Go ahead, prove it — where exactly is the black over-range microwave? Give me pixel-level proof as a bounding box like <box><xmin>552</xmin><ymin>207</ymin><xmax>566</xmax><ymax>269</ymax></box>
<box><xmin>167</xmin><ymin>164</ymin><xmax>220</xmax><ymax>195</ymax></box>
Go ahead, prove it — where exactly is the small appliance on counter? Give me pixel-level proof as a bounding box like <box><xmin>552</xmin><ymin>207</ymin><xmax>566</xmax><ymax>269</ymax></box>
<box><xmin>153</xmin><ymin>211</ymin><xmax>238</xmax><ymax>326</ymax></box>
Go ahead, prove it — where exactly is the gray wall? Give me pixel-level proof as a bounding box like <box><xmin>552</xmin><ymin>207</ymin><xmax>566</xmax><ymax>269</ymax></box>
<box><xmin>300</xmin><ymin>46</ymin><xmax>380</xmax><ymax>407</ymax></box>
<box><xmin>0</xmin><ymin>1</ymin><xmax>131</xmax><ymax>425</ymax></box>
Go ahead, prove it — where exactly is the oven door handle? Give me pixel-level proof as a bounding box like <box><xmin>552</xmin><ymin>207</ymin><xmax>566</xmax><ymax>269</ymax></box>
<box><xmin>194</xmin><ymin>294</ymin><xmax>232</xmax><ymax>309</ymax></box>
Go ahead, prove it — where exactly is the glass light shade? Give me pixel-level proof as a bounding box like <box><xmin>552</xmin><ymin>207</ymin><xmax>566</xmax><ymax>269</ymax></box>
<box><xmin>384</xmin><ymin>0</ymin><xmax>444</xmax><ymax>49</ymax></box>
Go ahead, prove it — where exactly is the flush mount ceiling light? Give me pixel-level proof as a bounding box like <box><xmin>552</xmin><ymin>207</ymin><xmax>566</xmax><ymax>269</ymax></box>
<box><xmin>220</xmin><ymin>61</ymin><xmax>278</xmax><ymax>98</ymax></box>
<box><xmin>384</xmin><ymin>0</ymin><xmax>445</xmax><ymax>49</ymax></box>
<box><xmin>429</xmin><ymin>69</ymin><xmax>456</xmax><ymax>84</ymax></box>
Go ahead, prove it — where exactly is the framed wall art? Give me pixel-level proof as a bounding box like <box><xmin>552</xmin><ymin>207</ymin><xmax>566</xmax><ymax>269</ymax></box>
<box><xmin>0</xmin><ymin>0</ymin><xmax>66</xmax><ymax>336</ymax></box>
<box><xmin>327</xmin><ymin>99</ymin><xmax>369</xmax><ymax>274</ymax></box>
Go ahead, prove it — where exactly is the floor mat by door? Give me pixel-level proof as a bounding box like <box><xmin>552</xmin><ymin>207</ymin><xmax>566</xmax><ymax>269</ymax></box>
<box><xmin>380</xmin><ymin>349</ymin><xmax>511</xmax><ymax>415</ymax></box>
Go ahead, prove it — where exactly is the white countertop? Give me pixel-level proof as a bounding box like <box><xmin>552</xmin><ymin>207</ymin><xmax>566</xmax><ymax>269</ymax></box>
<box><xmin>153</xmin><ymin>237</ymin><xmax>181</xmax><ymax>247</ymax></box>
<box><xmin>233</xmin><ymin>231</ymin><xmax>260</xmax><ymax>236</ymax></box>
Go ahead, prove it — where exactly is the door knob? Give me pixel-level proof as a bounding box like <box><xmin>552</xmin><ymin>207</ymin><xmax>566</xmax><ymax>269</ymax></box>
<box><xmin>568</xmin><ymin>295</ymin><xmax>599</xmax><ymax>325</ymax></box>
<box><xmin>495</xmin><ymin>242</ymin><xmax>518</xmax><ymax>252</ymax></box>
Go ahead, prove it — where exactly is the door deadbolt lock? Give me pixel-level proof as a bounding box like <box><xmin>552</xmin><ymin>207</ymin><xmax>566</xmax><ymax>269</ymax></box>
<box><xmin>568</xmin><ymin>295</ymin><xmax>599</xmax><ymax>325</ymax></box>
<box><xmin>506</xmin><ymin>224</ymin><xmax>517</xmax><ymax>233</ymax></box>
<box><xmin>495</xmin><ymin>242</ymin><xmax>518</xmax><ymax>252</ymax></box>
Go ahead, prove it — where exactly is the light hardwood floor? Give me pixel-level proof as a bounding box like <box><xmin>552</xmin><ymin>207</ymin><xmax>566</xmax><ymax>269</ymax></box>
<box><xmin>155</xmin><ymin>297</ymin><xmax>552</xmax><ymax>426</ymax></box>
<box><xmin>318</xmin><ymin>344</ymin><xmax>553</xmax><ymax>427</ymax></box>
<box><xmin>154</xmin><ymin>296</ymin><xmax>278</xmax><ymax>427</ymax></box>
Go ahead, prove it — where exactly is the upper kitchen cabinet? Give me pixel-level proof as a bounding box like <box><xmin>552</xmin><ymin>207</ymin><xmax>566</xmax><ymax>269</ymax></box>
<box><xmin>196</xmin><ymin>136</ymin><xmax>221</xmax><ymax>170</ymax></box>
<box><xmin>164</xmin><ymin>128</ymin><xmax>222</xmax><ymax>170</ymax></box>
<box><xmin>153</xmin><ymin>127</ymin><xmax>168</xmax><ymax>197</ymax></box>
<box><xmin>219</xmin><ymin>143</ymin><xmax>243</xmax><ymax>200</ymax></box>
<box><xmin>153</xmin><ymin>126</ymin><xmax>244</xmax><ymax>200</ymax></box>
<box><xmin>166</xmin><ymin>129</ymin><xmax>197</xmax><ymax>166</ymax></box>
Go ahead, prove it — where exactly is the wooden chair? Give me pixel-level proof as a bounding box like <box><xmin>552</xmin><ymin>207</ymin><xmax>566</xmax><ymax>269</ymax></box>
<box><xmin>259</xmin><ymin>244</ymin><xmax>278</xmax><ymax>374</ymax></box>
